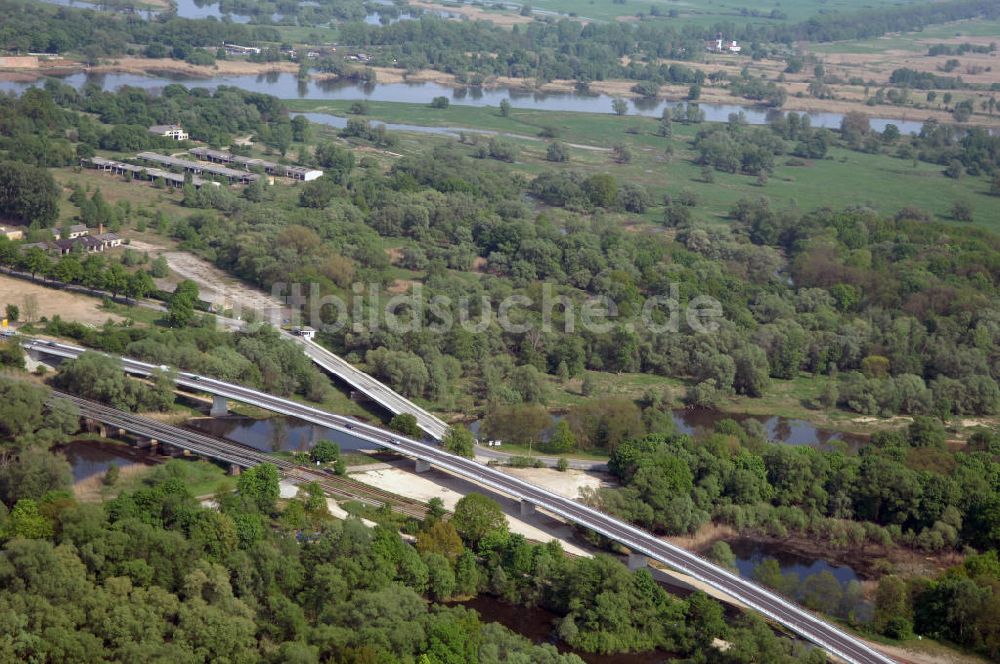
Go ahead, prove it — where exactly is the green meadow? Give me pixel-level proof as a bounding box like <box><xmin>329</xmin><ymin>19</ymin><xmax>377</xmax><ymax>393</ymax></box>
<box><xmin>474</xmin><ymin>0</ymin><xmax>928</xmax><ymax>24</ymax></box>
<box><xmin>290</xmin><ymin>99</ymin><xmax>1000</xmax><ymax>229</ymax></box>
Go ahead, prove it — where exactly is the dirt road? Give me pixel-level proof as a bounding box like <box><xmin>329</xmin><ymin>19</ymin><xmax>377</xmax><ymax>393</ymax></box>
<box><xmin>129</xmin><ymin>241</ymin><xmax>287</xmax><ymax>321</ymax></box>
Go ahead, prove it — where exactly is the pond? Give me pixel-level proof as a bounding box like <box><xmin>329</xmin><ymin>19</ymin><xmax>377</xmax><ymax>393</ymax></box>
<box><xmin>36</xmin><ymin>0</ymin><xmax>158</xmax><ymax>19</ymax></box>
<box><xmin>0</xmin><ymin>71</ymin><xmax>931</xmax><ymax>134</ymax></box>
<box><xmin>55</xmin><ymin>439</ymin><xmax>157</xmax><ymax>482</ymax></box>
<box><xmin>722</xmin><ymin>538</ymin><xmax>873</xmax><ymax>623</ymax></box>
<box><xmin>184</xmin><ymin>415</ymin><xmax>377</xmax><ymax>453</ymax></box>
<box><xmin>725</xmin><ymin>538</ymin><xmax>862</xmax><ymax>586</ymax></box>
<box><xmin>671</xmin><ymin>407</ymin><xmax>866</xmax><ymax>451</ymax></box>
<box><xmin>468</xmin><ymin>407</ymin><xmax>865</xmax><ymax>451</ymax></box>
<box><xmin>451</xmin><ymin>595</ymin><xmax>676</xmax><ymax>663</ymax></box>
<box><xmin>173</xmin><ymin>0</ymin><xmax>252</xmax><ymax>22</ymax></box>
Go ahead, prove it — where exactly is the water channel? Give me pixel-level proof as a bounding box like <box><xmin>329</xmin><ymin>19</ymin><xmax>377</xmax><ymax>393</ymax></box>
<box><xmin>184</xmin><ymin>415</ymin><xmax>375</xmax><ymax>453</ymax></box>
<box><xmin>0</xmin><ymin>71</ymin><xmax>931</xmax><ymax>134</ymax></box>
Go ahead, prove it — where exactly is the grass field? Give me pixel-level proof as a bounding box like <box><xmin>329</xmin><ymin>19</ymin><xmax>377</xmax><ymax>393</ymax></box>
<box><xmin>114</xmin><ymin>458</ymin><xmax>236</xmax><ymax>498</ymax></box>
<box><xmin>443</xmin><ymin>0</ymin><xmax>929</xmax><ymax>25</ymax></box>
<box><xmin>293</xmin><ymin>99</ymin><xmax>1000</xmax><ymax>229</ymax></box>
<box><xmin>52</xmin><ymin>166</ymin><xmax>193</xmax><ymax>225</ymax></box>
<box><xmin>811</xmin><ymin>18</ymin><xmax>1000</xmax><ymax>54</ymax></box>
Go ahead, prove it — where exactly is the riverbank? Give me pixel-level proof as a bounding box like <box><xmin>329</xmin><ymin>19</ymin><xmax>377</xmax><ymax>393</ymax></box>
<box><xmin>0</xmin><ymin>56</ymin><xmax>299</xmax><ymax>78</ymax></box>
<box><xmin>356</xmin><ymin>65</ymin><xmax>998</xmax><ymax>128</ymax></box>
<box><xmin>670</xmin><ymin>522</ymin><xmax>963</xmax><ymax>582</ymax></box>
<box><xmin>4</xmin><ymin>55</ymin><xmax>994</xmax><ymax>130</ymax></box>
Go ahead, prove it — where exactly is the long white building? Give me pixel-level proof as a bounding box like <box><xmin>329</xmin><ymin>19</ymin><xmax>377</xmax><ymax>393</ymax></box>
<box><xmin>189</xmin><ymin>147</ymin><xmax>324</xmax><ymax>181</ymax></box>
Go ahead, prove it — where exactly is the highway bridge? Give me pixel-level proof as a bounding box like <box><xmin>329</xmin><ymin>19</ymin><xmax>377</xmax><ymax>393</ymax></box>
<box><xmin>24</xmin><ymin>336</ymin><xmax>894</xmax><ymax>664</ymax></box>
<box><xmin>293</xmin><ymin>338</ymin><xmax>604</xmax><ymax>470</ymax></box>
<box><xmin>294</xmin><ymin>337</ymin><xmax>449</xmax><ymax>440</ymax></box>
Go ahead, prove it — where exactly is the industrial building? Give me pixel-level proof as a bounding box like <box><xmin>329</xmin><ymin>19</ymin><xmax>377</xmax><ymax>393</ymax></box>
<box><xmin>83</xmin><ymin>156</ymin><xmax>220</xmax><ymax>189</ymax></box>
<box><xmin>136</xmin><ymin>152</ymin><xmax>261</xmax><ymax>184</ymax></box>
<box><xmin>189</xmin><ymin>147</ymin><xmax>324</xmax><ymax>181</ymax></box>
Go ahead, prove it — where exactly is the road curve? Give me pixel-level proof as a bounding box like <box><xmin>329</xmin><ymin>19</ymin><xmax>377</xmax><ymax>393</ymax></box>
<box><xmin>293</xmin><ymin>336</ymin><xmax>449</xmax><ymax>440</ymax></box>
<box><xmin>26</xmin><ymin>337</ymin><xmax>894</xmax><ymax>664</ymax></box>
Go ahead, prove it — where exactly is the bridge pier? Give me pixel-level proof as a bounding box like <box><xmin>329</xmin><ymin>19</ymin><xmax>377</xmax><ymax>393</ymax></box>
<box><xmin>414</xmin><ymin>459</ymin><xmax>431</xmax><ymax>473</ymax></box>
<box><xmin>84</xmin><ymin>419</ymin><xmax>108</xmax><ymax>438</ymax></box>
<box><xmin>311</xmin><ymin>424</ymin><xmax>322</xmax><ymax>444</ymax></box>
<box><xmin>210</xmin><ymin>395</ymin><xmax>229</xmax><ymax>417</ymax></box>
<box><xmin>136</xmin><ymin>437</ymin><xmax>158</xmax><ymax>449</ymax></box>
<box><xmin>228</xmin><ymin>464</ymin><xmax>242</xmax><ymax>476</ymax></box>
<box><xmin>627</xmin><ymin>552</ymin><xmax>647</xmax><ymax>571</ymax></box>
<box><xmin>519</xmin><ymin>500</ymin><xmax>536</xmax><ymax>517</ymax></box>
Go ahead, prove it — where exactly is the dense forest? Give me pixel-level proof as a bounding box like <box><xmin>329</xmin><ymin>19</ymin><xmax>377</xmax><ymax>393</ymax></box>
<box><xmin>0</xmin><ymin>381</ymin><xmax>827</xmax><ymax>662</ymax></box>
<box><xmin>0</xmin><ymin>79</ymin><xmax>291</xmax><ymax>154</ymax></box>
<box><xmin>0</xmin><ymin>0</ymin><xmax>997</xmax><ymax>661</ymax></box>
<box><xmin>585</xmin><ymin>419</ymin><xmax>1000</xmax><ymax>659</ymax></box>
<box><xmin>0</xmin><ymin>0</ymin><xmax>279</xmax><ymax>58</ymax></box>
<box><xmin>1</xmin><ymin>85</ymin><xmax>998</xmax><ymax>425</ymax></box>
<box><xmin>165</xmin><ymin>123</ymin><xmax>1000</xmax><ymax>423</ymax></box>
<box><xmin>591</xmin><ymin>417</ymin><xmax>1000</xmax><ymax>553</ymax></box>
<box><xmin>4</xmin><ymin>0</ymin><xmax>999</xmax><ymax>88</ymax></box>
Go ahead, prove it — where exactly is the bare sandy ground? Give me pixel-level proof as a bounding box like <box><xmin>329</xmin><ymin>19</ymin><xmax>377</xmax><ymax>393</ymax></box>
<box><xmin>0</xmin><ymin>273</ymin><xmax>123</xmax><ymax>326</ymax></box>
<box><xmin>128</xmin><ymin>241</ymin><xmax>287</xmax><ymax>319</ymax></box>
<box><xmin>279</xmin><ymin>479</ymin><xmax>377</xmax><ymax>524</ymax></box>
<box><xmin>351</xmin><ymin>465</ymin><xmax>594</xmax><ymax>556</ymax></box>
<box><xmin>869</xmin><ymin>642</ymin><xmax>991</xmax><ymax>664</ymax></box>
<box><xmin>497</xmin><ymin>466</ymin><xmax>613</xmax><ymax>501</ymax></box>
<box><xmin>409</xmin><ymin>1</ymin><xmax>534</xmax><ymax>27</ymax></box>
<box><xmin>90</xmin><ymin>57</ymin><xmax>299</xmax><ymax>78</ymax></box>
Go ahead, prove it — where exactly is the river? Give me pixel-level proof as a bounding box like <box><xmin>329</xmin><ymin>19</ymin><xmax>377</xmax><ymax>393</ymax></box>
<box><xmin>185</xmin><ymin>415</ymin><xmax>376</xmax><ymax>453</ymax></box>
<box><xmin>0</xmin><ymin>71</ymin><xmax>929</xmax><ymax>133</ymax></box>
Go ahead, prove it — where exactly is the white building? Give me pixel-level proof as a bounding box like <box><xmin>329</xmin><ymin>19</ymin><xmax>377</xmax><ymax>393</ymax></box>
<box><xmin>223</xmin><ymin>43</ymin><xmax>262</xmax><ymax>56</ymax></box>
<box><xmin>148</xmin><ymin>124</ymin><xmax>189</xmax><ymax>141</ymax></box>
<box><xmin>292</xmin><ymin>326</ymin><xmax>316</xmax><ymax>340</ymax></box>
<box><xmin>54</xmin><ymin>223</ymin><xmax>89</xmax><ymax>240</ymax></box>
<box><xmin>707</xmin><ymin>35</ymin><xmax>741</xmax><ymax>54</ymax></box>
<box><xmin>0</xmin><ymin>226</ymin><xmax>24</xmax><ymax>241</ymax></box>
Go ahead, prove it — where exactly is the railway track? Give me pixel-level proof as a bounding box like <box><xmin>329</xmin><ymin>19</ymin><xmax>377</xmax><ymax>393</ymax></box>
<box><xmin>29</xmin><ymin>334</ymin><xmax>894</xmax><ymax>663</ymax></box>
<box><xmin>52</xmin><ymin>391</ymin><xmax>426</xmax><ymax>518</ymax></box>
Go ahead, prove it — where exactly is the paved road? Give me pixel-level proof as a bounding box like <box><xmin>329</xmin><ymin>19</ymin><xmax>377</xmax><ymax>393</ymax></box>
<box><xmin>25</xmin><ymin>336</ymin><xmax>895</xmax><ymax>664</ymax></box>
<box><xmin>293</xmin><ymin>337</ymin><xmax>607</xmax><ymax>470</ymax></box>
<box><xmin>292</xmin><ymin>336</ymin><xmax>449</xmax><ymax>439</ymax></box>
<box><xmin>1</xmin><ymin>267</ymin><xmax>595</xmax><ymax>467</ymax></box>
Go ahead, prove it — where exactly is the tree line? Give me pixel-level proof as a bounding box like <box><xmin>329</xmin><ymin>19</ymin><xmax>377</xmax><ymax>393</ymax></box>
<box><xmin>0</xmin><ymin>378</ymin><xmax>827</xmax><ymax>662</ymax></box>
<box><xmin>595</xmin><ymin>417</ymin><xmax>1000</xmax><ymax>552</ymax></box>
<box><xmin>0</xmin><ymin>0</ymin><xmax>278</xmax><ymax>58</ymax></box>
